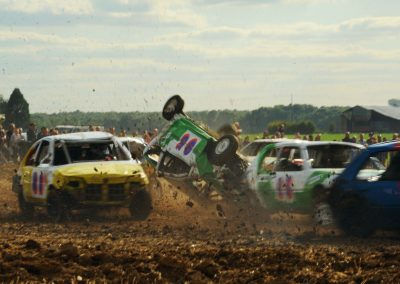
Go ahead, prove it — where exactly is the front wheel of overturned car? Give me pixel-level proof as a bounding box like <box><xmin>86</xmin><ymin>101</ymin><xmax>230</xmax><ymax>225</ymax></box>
<box><xmin>208</xmin><ymin>135</ymin><xmax>239</xmax><ymax>166</ymax></box>
<box><xmin>162</xmin><ymin>95</ymin><xmax>185</xmax><ymax>121</ymax></box>
<box><xmin>129</xmin><ymin>189</ymin><xmax>152</xmax><ymax>221</ymax></box>
<box><xmin>334</xmin><ymin>195</ymin><xmax>375</xmax><ymax>238</ymax></box>
<box><xmin>18</xmin><ymin>191</ymin><xmax>34</xmax><ymax>218</ymax></box>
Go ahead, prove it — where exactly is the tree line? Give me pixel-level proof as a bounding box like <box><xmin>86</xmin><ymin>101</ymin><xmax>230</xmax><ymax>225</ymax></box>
<box><xmin>1</xmin><ymin>88</ymin><xmax>349</xmax><ymax>134</ymax></box>
<box><xmin>30</xmin><ymin>105</ymin><xmax>348</xmax><ymax>134</ymax></box>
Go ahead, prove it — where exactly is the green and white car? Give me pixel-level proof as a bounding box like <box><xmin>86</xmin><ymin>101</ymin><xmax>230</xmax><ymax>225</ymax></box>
<box><xmin>144</xmin><ymin>95</ymin><xmax>247</xmax><ymax>192</ymax></box>
<box><xmin>246</xmin><ymin>140</ymin><xmax>364</xmax><ymax>223</ymax></box>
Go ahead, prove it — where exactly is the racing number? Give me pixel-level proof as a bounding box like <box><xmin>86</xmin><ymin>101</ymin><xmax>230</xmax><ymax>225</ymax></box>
<box><xmin>32</xmin><ymin>171</ymin><xmax>47</xmax><ymax>196</ymax></box>
<box><xmin>176</xmin><ymin>133</ymin><xmax>198</xmax><ymax>156</ymax></box>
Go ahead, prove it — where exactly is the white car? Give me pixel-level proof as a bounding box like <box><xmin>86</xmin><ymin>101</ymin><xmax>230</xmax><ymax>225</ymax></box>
<box><xmin>246</xmin><ymin>140</ymin><xmax>365</xmax><ymax>223</ymax></box>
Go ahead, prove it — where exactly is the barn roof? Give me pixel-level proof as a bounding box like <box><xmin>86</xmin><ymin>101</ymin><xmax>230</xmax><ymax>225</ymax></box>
<box><xmin>344</xmin><ymin>105</ymin><xmax>400</xmax><ymax>121</ymax></box>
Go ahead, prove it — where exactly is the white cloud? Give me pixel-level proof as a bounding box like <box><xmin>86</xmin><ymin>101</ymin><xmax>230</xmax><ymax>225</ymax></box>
<box><xmin>106</xmin><ymin>0</ymin><xmax>206</xmax><ymax>28</ymax></box>
<box><xmin>0</xmin><ymin>0</ymin><xmax>93</xmax><ymax>15</ymax></box>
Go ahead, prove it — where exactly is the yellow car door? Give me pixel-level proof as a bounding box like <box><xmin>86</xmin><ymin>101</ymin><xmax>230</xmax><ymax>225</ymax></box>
<box><xmin>19</xmin><ymin>141</ymin><xmax>41</xmax><ymax>202</ymax></box>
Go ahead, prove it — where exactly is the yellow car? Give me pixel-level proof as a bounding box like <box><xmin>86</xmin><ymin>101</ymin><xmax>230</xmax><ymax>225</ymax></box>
<box><xmin>12</xmin><ymin>132</ymin><xmax>151</xmax><ymax>220</ymax></box>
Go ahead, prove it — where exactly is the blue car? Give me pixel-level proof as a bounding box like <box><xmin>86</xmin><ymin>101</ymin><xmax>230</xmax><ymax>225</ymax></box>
<box><xmin>329</xmin><ymin>141</ymin><xmax>400</xmax><ymax>237</ymax></box>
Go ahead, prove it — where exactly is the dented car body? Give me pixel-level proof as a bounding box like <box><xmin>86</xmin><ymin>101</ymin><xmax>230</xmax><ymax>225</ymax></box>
<box><xmin>246</xmin><ymin>140</ymin><xmax>364</xmax><ymax>219</ymax></box>
<box><xmin>329</xmin><ymin>141</ymin><xmax>400</xmax><ymax>236</ymax></box>
<box><xmin>144</xmin><ymin>95</ymin><xmax>247</xmax><ymax>192</ymax></box>
<box><xmin>12</xmin><ymin>132</ymin><xmax>151</xmax><ymax>220</ymax></box>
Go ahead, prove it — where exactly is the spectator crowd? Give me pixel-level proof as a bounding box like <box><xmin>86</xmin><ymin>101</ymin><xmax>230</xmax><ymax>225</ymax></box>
<box><xmin>1</xmin><ymin>119</ymin><xmax>400</xmax><ymax>165</ymax></box>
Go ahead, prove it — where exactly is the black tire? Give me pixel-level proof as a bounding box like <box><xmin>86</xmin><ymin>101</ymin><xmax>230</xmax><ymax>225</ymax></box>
<box><xmin>129</xmin><ymin>189</ymin><xmax>152</xmax><ymax>221</ymax></box>
<box><xmin>208</xmin><ymin>135</ymin><xmax>238</xmax><ymax>166</ymax></box>
<box><xmin>334</xmin><ymin>194</ymin><xmax>375</xmax><ymax>237</ymax></box>
<box><xmin>47</xmin><ymin>190</ymin><xmax>70</xmax><ymax>222</ymax></box>
<box><xmin>18</xmin><ymin>191</ymin><xmax>34</xmax><ymax>218</ymax></box>
<box><xmin>162</xmin><ymin>95</ymin><xmax>185</xmax><ymax>121</ymax></box>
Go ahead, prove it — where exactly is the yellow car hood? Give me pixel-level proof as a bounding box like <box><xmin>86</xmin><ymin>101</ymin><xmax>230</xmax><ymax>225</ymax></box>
<box><xmin>53</xmin><ymin>161</ymin><xmax>148</xmax><ymax>185</ymax></box>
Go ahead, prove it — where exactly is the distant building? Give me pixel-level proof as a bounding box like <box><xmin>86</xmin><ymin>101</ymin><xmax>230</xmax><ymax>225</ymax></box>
<box><xmin>341</xmin><ymin>105</ymin><xmax>400</xmax><ymax>132</ymax></box>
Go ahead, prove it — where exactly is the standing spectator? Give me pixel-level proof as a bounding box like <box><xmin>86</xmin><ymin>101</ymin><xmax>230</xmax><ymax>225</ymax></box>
<box><xmin>262</xmin><ymin>130</ymin><xmax>269</xmax><ymax>139</ymax></box>
<box><xmin>152</xmin><ymin>128</ymin><xmax>159</xmax><ymax>139</ymax></box>
<box><xmin>119</xmin><ymin>129</ymin><xmax>127</xmax><ymax>137</ymax></box>
<box><xmin>95</xmin><ymin>126</ymin><xmax>101</xmax><ymax>131</ymax></box>
<box><xmin>366</xmin><ymin>132</ymin><xmax>375</xmax><ymax>145</ymax></box>
<box><xmin>143</xmin><ymin>130</ymin><xmax>151</xmax><ymax>143</ymax></box>
<box><xmin>233</xmin><ymin>122</ymin><xmax>242</xmax><ymax>136</ymax></box>
<box><xmin>277</xmin><ymin>124</ymin><xmax>285</xmax><ymax>137</ymax></box>
<box><xmin>37</xmin><ymin>127</ymin><xmax>49</xmax><ymax>140</ymax></box>
<box><xmin>49</xmin><ymin>128</ymin><xmax>59</xmax><ymax>136</ymax></box>
<box><xmin>342</xmin><ymin>132</ymin><xmax>352</xmax><ymax>142</ymax></box>
<box><xmin>0</xmin><ymin>128</ymin><xmax>8</xmax><ymax>162</ymax></box>
<box><xmin>308</xmin><ymin>134</ymin><xmax>314</xmax><ymax>141</ymax></box>
<box><xmin>315</xmin><ymin>133</ymin><xmax>321</xmax><ymax>141</ymax></box>
<box><xmin>6</xmin><ymin>123</ymin><xmax>16</xmax><ymax>146</ymax></box>
<box><xmin>10</xmin><ymin>127</ymin><xmax>23</xmax><ymax>161</ymax></box>
<box><xmin>392</xmin><ymin>133</ymin><xmax>399</xmax><ymax>141</ymax></box>
<box><xmin>89</xmin><ymin>125</ymin><xmax>94</xmax><ymax>131</ymax></box>
<box><xmin>377</xmin><ymin>134</ymin><xmax>382</xmax><ymax>143</ymax></box>
<box><xmin>351</xmin><ymin>136</ymin><xmax>357</xmax><ymax>143</ymax></box>
<box><xmin>27</xmin><ymin>123</ymin><xmax>37</xmax><ymax>144</ymax></box>
<box><xmin>294</xmin><ymin>132</ymin><xmax>302</xmax><ymax>139</ymax></box>
<box><xmin>358</xmin><ymin>133</ymin><xmax>365</xmax><ymax>145</ymax></box>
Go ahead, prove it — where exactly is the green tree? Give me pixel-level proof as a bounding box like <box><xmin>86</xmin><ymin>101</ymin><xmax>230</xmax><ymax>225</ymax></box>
<box><xmin>4</xmin><ymin>88</ymin><xmax>30</xmax><ymax>128</ymax></box>
<box><xmin>0</xmin><ymin>94</ymin><xmax>7</xmax><ymax>114</ymax></box>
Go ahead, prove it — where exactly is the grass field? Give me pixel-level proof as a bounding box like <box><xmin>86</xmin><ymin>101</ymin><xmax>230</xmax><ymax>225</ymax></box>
<box><xmin>244</xmin><ymin>133</ymin><xmax>395</xmax><ymax>142</ymax></box>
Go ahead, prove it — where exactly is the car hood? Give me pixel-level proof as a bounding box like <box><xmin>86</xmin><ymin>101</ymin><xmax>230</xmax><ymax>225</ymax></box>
<box><xmin>53</xmin><ymin>161</ymin><xmax>148</xmax><ymax>185</ymax></box>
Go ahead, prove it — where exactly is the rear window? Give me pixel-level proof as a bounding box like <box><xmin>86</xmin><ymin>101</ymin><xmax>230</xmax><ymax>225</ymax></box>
<box><xmin>307</xmin><ymin>145</ymin><xmax>361</xmax><ymax>169</ymax></box>
<box><xmin>65</xmin><ymin>140</ymin><xmax>129</xmax><ymax>163</ymax></box>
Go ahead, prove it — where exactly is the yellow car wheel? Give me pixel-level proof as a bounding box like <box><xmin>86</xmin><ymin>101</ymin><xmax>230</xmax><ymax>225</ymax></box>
<box><xmin>17</xmin><ymin>191</ymin><xmax>34</xmax><ymax>218</ymax></box>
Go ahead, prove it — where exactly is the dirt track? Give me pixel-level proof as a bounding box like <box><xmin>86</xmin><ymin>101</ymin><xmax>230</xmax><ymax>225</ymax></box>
<box><xmin>1</xmin><ymin>164</ymin><xmax>400</xmax><ymax>283</ymax></box>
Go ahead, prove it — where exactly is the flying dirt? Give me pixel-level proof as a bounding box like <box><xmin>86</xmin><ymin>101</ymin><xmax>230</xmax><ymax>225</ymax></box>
<box><xmin>1</xmin><ymin>163</ymin><xmax>400</xmax><ymax>283</ymax></box>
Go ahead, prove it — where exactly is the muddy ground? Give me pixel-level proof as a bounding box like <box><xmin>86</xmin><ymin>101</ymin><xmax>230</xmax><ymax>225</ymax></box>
<box><xmin>0</xmin><ymin>164</ymin><xmax>400</xmax><ymax>283</ymax></box>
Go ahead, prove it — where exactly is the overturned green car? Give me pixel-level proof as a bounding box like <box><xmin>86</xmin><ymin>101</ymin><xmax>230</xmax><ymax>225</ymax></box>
<box><xmin>144</xmin><ymin>95</ymin><xmax>247</xmax><ymax>193</ymax></box>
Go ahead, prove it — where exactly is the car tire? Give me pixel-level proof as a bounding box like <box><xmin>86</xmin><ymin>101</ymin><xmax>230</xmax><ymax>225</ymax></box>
<box><xmin>47</xmin><ymin>190</ymin><xmax>70</xmax><ymax>222</ymax></box>
<box><xmin>208</xmin><ymin>135</ymin><xmax>239</xmax><ymax>166</ymax></box>
<box><xmin>312</xmin><ymin>186</ymin><xmax>333</xmax><ymax>226</ymax></box>
<box><xmin>17</xmin><ymin>191</ymin><xmax>34</xmax><ymax>218</ymax></box>
<box><xmin>334</xmin><ymin>194</ymin><xmax>375</xmax><ymax>237</ymax></box>
<box><xmin>129</xmin><ymin>189</ymin><xmax>152</xmax><ymax>221</ymax></box>
<box><xmin>162</xmin><ymin>95</ymin><xmax>185</xmax><ymax>121</ymax></box>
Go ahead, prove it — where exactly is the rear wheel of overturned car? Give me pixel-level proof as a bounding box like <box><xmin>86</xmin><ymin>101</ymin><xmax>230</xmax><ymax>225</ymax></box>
<box><xmin>162</xmin><ymin>95</ymin><xmax>185</xmax><ymax>121</ymax></box>
<box><xmin>129</xmin><ymin>189</ymin><xmax>152</xmax><ymax>221</ymax></box>
<box><xmin>18</xmin><ymin>191</ymin><xmax>35</xmax><ymax>218</ymax></box>
<box><xmin>47</xmin><ymin>190</ymin><xmax>70</xmax><ymax>222</ymax></box>
<box><xmin>335</xmin><ymin>194</ymin><xmax>375</xmax><ymax>237</ymax></box>
<box><xmin>208</xmin><ymin>135</ymin><xmax>239</xmax><ymax>166</ymax></box>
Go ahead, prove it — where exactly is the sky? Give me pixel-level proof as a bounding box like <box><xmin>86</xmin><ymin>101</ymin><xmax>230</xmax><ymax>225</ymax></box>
<box><xmin>0</xmin><ymin>0</ymin><xmax>399</xmax><ymax>113</ymax></box>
